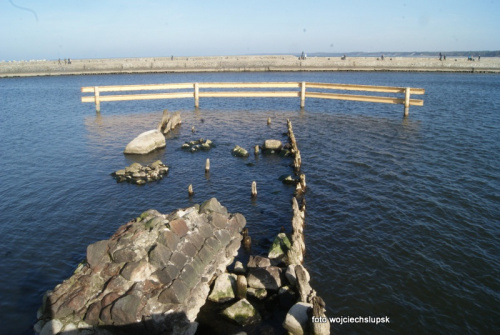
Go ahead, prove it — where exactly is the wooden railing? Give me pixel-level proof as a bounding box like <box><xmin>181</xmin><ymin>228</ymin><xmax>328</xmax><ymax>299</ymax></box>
<box><xmin>81</xmin><ymin>82</ymin><xmax>424</xmax><ymax>116</ymax></box>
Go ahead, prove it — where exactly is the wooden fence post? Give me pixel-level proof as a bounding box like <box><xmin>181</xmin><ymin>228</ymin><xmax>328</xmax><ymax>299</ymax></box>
<box><xmin>94</xmin><ymin>86</ymin><xmax>100</xmax><ymax>112</ymax></box>
<box><xmin>194</xmin><ymin>82</ymin><xmax>199</xmax><ymax>108</ymax></box>
<box><xmin>300</xmin><ymin>81</ymin><xmax>306</xmax><ymax>108</ymax></box>
<box><xmin>404</xmin><ymin>87</ymin><xmax>410</xmax><ymax>116</ymax></box>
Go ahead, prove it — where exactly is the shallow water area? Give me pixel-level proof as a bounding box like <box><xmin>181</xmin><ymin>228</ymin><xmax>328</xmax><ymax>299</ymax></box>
<box><xmin>0</xmin><ymin>71</ymin><xmax>499</xmax><ymax>334</ymax></box>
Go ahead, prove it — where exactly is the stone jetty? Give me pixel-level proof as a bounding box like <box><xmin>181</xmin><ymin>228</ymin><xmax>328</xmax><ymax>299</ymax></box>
<box><xmin>36</xmin><ymin>119</ymin><xmax>329</xmax><ymax>335</ymax></box>
<box><xmin>2</xmin><ymin>55</ymin><xmax>500</xmax><ymax>77</ymax></box>
<box><xmin>35</xmin><ymin>198</ymin><xmax>245</xmax><ymax>335</ymax></box>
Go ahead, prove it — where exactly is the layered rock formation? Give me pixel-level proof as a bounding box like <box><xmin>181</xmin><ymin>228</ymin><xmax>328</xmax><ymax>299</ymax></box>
<box><xmin>35</xmin><ymin>198</ymin><xmax>246</xmax><ymax>335</ymax></box>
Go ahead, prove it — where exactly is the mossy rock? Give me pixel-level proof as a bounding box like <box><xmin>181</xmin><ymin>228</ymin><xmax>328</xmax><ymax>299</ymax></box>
<box><xmin>268</xmin><ymin>233</ymin><xmax>291</xmax><ymax>259</ymax></box>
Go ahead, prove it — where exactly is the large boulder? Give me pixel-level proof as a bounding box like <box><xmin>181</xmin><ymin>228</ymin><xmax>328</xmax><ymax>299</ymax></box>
<box><xmin>283</xmin><ymin>302</ymin><xmax>312</xmax><ymax>335</ymax></box>
<box><xmin>247</xmin><ymin>266</ymin><xmax>282</xmax><ymax>291</ymax></box>
<box><xmin>35</xmin><ymin>199</ymin><xmax>245</xmax><ymax>335</ymax></box>
<box><xmin>124</xmin><ymin>129</ymin><xmax>166</xmax><ymax>155</ymax></box>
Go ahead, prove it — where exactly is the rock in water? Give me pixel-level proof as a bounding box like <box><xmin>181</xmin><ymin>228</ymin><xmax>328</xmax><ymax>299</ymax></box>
<box><xmin>159</xmin><ymin>110</ymin><xmax>182</xmax><ymax>134</ymax></box>
<box><xmin>111</xmin><ymin>160</ymin><xmax>169</xmax><ymax>184</ymax></box>
<box><xmin>35</xmin><ymin>198</ymin><xmax>246</xmax><ymax>335</ymax></box>
<box><xmin>181</xmin><ymin>138</ymin><xmax>215</xmax><ymax>153</ymax></box>
<box><xmin>222</xmin><ymin>299</ymin><xmax>261</xmax><ymax>326</ymax></box>
<box><xmin>283</xmin><ymin>302</ymin><xmax>312</xmax><ymax>335</ymax></box>
<box><xmin>231</xmin><ymin>145</ymin><xmax>249</xmax><ymax>157</ymax></box>
<box><xmin>124</xmin><ymin>129</ymin><xmax>166</xmax><ymax>155</ymax></box>
<box><xmin>268</xmin><ymin>232</ymin><xmax>292</xmax><ymax>260</ymax></box>
<box><xmin>263</xmin><ymin>139</ymin><xmax>283</xmax><ymax>151</ymax></box>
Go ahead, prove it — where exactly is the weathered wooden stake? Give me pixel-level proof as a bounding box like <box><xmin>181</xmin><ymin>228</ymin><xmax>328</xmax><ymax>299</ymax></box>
<box><xmin>254</xmin><ymin>145</ymin><xmax>260</xmax><ymax>155</ymax></box>
<box><xmin>300</xmin><ymin>81</ymin><xmax>306</xmax><ymax>108</ymax></box>
<box><xmin>404</xmin><ymin>87</ymin><xmax>411</xmax><ymax>117</ymax></box>
<box><xmin>194</xmin><ymin>82</ymin><xmax>199</xmax><ymax>108</ymax></box>
<box><xmin>251</xmin><ymin>181</ymin><xmax>257</xmax><ymax>198</ymax></box>
<box><xmin>299</xmin><ymin>173</ymin><xmax>306</xmax><ymax>190</ymax></box>
<box><xmin>188</xmin><ymin>184</ymin><xmax>194</xmax><ymax>197</ymax></box>
<box><xmin>205</xmin><ymin>158</ymin><xmax>210</xmax><ymax>173</ymax></box>
<box><xmin>94</xmin><ymin>86</ymin><xmax>100</xmax><ymax>112</ymax></box>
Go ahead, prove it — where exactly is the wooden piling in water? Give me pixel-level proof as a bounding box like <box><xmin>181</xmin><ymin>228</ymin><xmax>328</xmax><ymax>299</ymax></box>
<box><xmin>404</xmin><ymin>87</ymin><xmax>411</xmax><ymax>116</ymax></box>
<box><xmin>94</xmin><ymin>86</ymin><xmax>100</xmax><ymax>112</ymax></box>
<box><xmin>251</xmin><ymin>181</ymin><xmax>257</xmax><ymax>198</ymax></box>
<box><xmin>194</xmin><ymin>82</ymin><xmax>199</xmax><ymax>108</ymax></box>
<box><xmin>300</xmin><ymin>81</ymin><xmax>306</xmax><ymax>108</ymax></box>
<box><xmin>205</xmin><ymin>158</ymin><xmax>210</xmax><ymax>173</ymax></box>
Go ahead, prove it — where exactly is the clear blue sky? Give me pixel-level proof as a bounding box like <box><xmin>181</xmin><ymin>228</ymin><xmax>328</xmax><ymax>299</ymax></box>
<box><xmin>1</xmin><ymin>0</ymin><xmax>499</xmax><ymax>60</ymax></box>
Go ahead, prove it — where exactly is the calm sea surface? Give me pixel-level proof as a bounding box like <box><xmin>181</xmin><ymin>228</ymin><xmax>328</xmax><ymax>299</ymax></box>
<box><xmin>0</xmin><ymin>71</ymin><xmax>499</xmax><ymax>334</ymax></box>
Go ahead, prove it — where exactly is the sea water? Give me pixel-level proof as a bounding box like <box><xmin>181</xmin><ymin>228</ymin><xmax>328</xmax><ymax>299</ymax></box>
<box><xmin>0</xmin><ymin>71</ymin><xmax>498</xmax><ymax>334</ymax></box>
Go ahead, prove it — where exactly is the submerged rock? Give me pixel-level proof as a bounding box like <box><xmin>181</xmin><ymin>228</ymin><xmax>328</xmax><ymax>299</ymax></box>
<box><xmin>124</xmin><ymin>129</ymin><xmax>166</xmax><ymax>155</ymax></box>
<box><xmin>279</xmin><ymin>174</ymin><xmax>297</xmax><ymax>185</ymax></box>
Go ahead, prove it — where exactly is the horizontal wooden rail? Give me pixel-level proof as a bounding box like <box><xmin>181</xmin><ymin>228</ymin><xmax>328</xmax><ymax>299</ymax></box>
<box><xmin>81</xmin><ymin>81</ymin><xmax>424</xmax><ymax>116</ymax></box>
<box><xmin>305</xmin><ymin>92</ymin><xmax>424</xmax><ymax>106</ymax></box>
<box><xmin>306</xmin><ymin>82</ymin><xmax>425</xmax><ymax>95</ymax></box>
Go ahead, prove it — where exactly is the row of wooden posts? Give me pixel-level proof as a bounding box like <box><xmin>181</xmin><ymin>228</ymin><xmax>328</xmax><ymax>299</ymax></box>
<box><xmin>179</xmin><ymin>117</ymin><xmax>328</xmax><ymax>334</ymax></box>
<box><xmin>82</xmin><ymin>82</ymin><xmax>425</xmax><ymax>116</ymax></box>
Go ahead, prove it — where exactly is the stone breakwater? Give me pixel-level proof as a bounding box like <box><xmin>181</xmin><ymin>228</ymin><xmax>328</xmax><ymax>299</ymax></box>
<box><xmin>35</xmin><ymin>198</ymin><xmax>246</xmax><ymax>335</ymax></box>
<box><xmin>2</xmin><ymin>55</ymin><xmax>500</xmax><ymax>77</ymax></box>
<box><xmin>35</xmin><ymin>119</ymin><xmax>329</xmax><ymax>335</ymax></box>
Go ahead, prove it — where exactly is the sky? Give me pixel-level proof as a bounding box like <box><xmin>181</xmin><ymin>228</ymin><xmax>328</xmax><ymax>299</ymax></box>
<box><xmin>1</xmin><ymin>0</ymin><xmax>499</xmax><ymax>60</ymax></box>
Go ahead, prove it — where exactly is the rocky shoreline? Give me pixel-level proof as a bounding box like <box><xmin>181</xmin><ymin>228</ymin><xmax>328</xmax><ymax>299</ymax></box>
<box><xmin>35</xmin><ymin>116</ymin><xmax>329</xmax><ymax>335</ymax></box>
<box><xmin>2</xmin><ymin>55</ymin><xmax>500</xmax><ymax>77</ymax></box>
